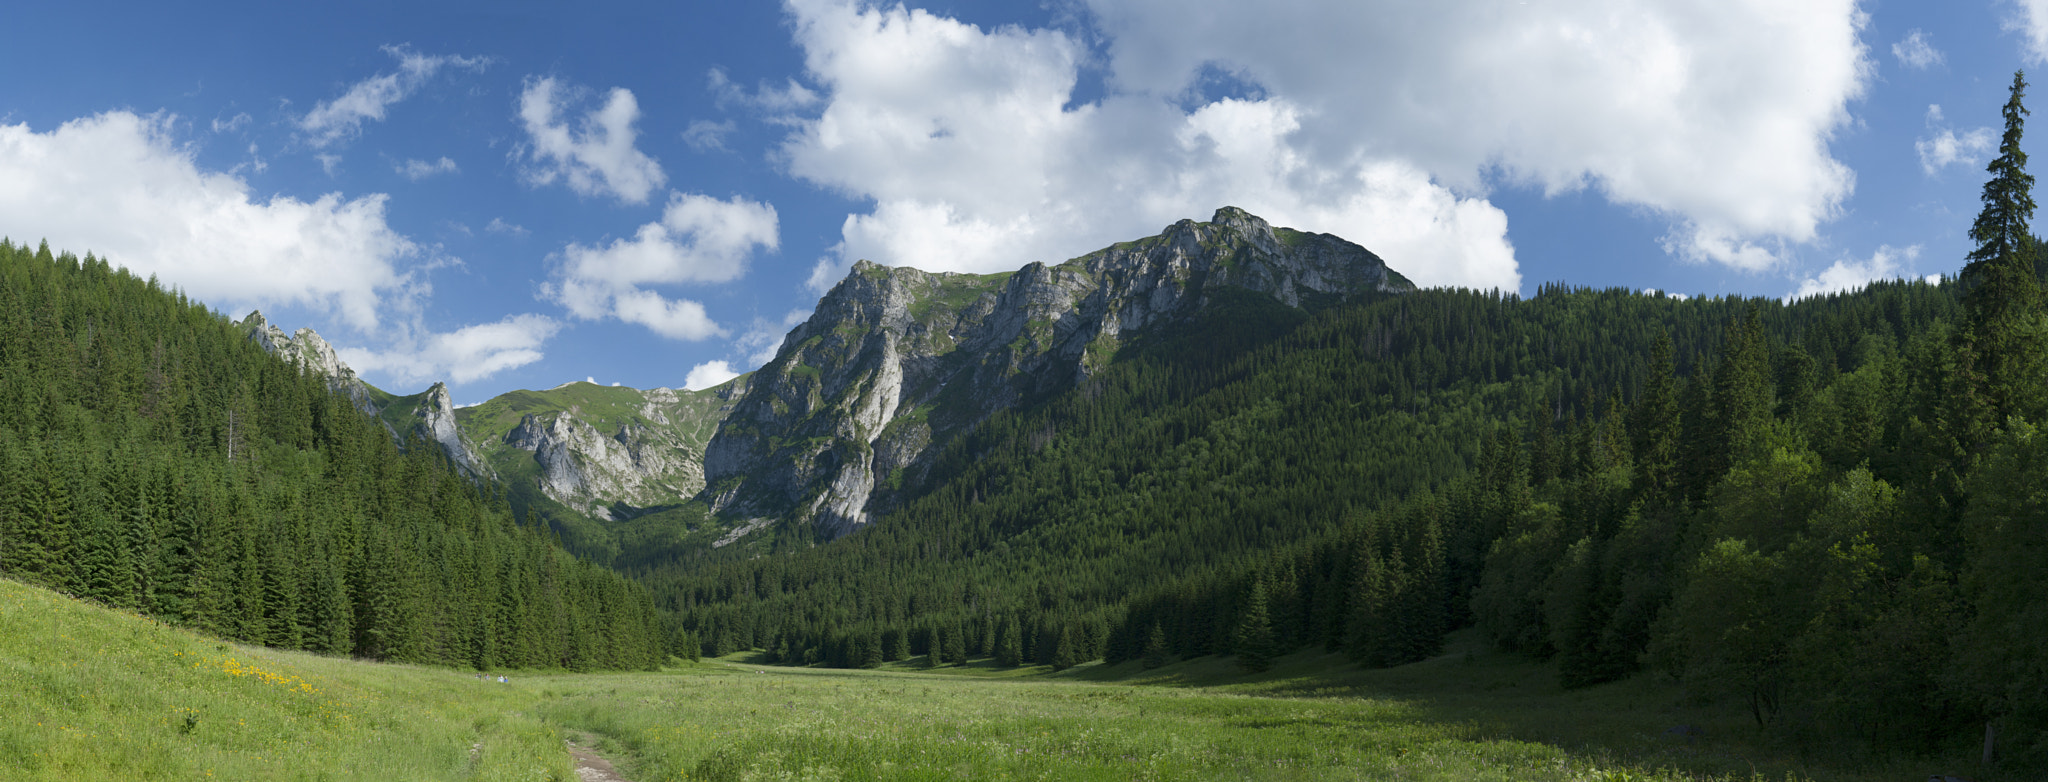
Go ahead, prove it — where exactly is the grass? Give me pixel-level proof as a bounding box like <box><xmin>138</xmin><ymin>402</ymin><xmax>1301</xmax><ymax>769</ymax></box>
<box><xmin>0</xmin><ymin>577</ymin><xmax>571</xmax><ymax>781</ymax></box>
<box><xmin>5</xmin><ymin>577</ymin><xmax>1987</xmax><ymax>781</ymax></box>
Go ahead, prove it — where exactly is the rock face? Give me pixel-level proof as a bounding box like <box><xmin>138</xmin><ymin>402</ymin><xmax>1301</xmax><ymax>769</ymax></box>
<box><xmin>236</xmin><ymin>311</ymin><xmax>494</xmax><ymax>481</ymax></box>
<box><xmin>460</xmin><ymin>379</ymin><xmax>748</xmax><ymax>520</ymax></box>
<box><xmin>237</xmin><ymin>310</ymin><xmax>377</xmax><ymax>414</ymax></box>
<box><xmin>702</xmin><ymin>207</ymin><xmax>1413</xmax><ymax>538</ymax></box>
<box><xmin>413</xmin><ymin>382</ymin><xmax>496</xmax><ymax>481</ymax></box>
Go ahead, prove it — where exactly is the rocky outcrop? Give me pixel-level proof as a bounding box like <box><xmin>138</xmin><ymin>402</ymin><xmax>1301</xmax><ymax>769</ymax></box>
<box><xmin>461</xmin><ymin>378</ymin><xmax>749</xmax><ymax>520</ymax></box>
<box><xmin>237</xmin><ymin>310</ymin><xmax>377</xmax><ymax>414</ymax></box>
<box><xmin>504</xmin><ymin>411</ymin><xmax>698</xmax><ymax>521</ymax></box>
<box><xmin>413</xmin><ymin>382</ymin><xmax>495</xmax><ymax>481</ymax></box>
<box><xmin>236</xmin><ymin>311</ymin><xmax>495</xmax><ymax>481</ymax></box>
<box><xmin>702</xmin><ymin>207</ymin><xmax>1413</xmax><ymax>538</ymax></box>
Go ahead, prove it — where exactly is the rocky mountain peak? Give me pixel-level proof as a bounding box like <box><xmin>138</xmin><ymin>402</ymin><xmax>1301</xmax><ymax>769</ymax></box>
<box><xmin>236</xmin><ymin>310</ymin><xmax>377</xmax><ymax>414</ymax></box>
<box><xmin>700</xmin><ymin>207</ymin><xmax>1413</xmax><ymax>541</ymax></box>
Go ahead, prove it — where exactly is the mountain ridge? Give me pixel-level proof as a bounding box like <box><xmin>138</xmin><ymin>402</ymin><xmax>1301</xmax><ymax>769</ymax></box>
<box><xmin>701</xmin><ymin>206</ymin><xmax>1415</xmax><ymax>539</ymax></box>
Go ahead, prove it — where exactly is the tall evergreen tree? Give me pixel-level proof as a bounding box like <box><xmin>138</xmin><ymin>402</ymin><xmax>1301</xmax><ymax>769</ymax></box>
<box><xmin>1232</xmin><ymin>578</ymin><xmax>1277</xmax><ymax>673</ymax></box>
<box><xmin>1962</xmin><ymin>70</ymin><xmax>2048</xmax><ymax>428</ymax></box>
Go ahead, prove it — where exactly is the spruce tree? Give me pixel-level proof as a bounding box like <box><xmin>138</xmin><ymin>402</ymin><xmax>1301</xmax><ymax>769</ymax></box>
<box><xmin>1233</xmin><ymin>579</ymin><xmax>1277</xmax><ymax>673</ymax></box>
<box><xmin>1050</xmin><ymin>624</ymin><xmax>1079</xmax><ymax>671</ymax></box>
<box><xmin>1141</xmin><ymin>621</ymin><xmax>1170</xmax><ymax>669</ymax></box>
<box><xmin>996</xmin><ymin>616</ymin><xmax>1023</xmax><ymax>667</ymax></box>
<box><xmin>1962</xmin><ymin>70</ymin><xmax>2048</xmax><ymax>428</ymax></box>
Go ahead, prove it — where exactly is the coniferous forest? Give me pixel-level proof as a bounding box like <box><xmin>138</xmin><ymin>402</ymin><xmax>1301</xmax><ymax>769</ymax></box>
<box><xmin>2</xmin><ymin>63</ymin><xmax>2045</xmax><ymax>774</ymax></box>
<box><xmin>0</xmin><ymin>238</ymin><xmax>663</xmax><ymax>671</ymax></box>
<box><xmin>645</xmin><ymin>74</ymin><xmax>2048</xmax><ymax>764</ymax></box>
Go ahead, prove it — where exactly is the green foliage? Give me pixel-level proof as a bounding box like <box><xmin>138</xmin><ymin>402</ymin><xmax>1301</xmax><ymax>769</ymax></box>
<box><xmin>0</xmin><ymin>238</ymin><xmax>660</xmax><ymax>671</ymax></box>
<box><xmin>1231</xmin><ymin>578</ymin><xmax>1276</xmax><ymax>672</ymax></box>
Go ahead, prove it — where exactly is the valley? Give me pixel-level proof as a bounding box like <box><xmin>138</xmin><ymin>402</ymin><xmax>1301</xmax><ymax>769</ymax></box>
<box><xmin>0</xmin><ymin>575</ymin><xmax>1938</xmax><ymax>781</ymax></box>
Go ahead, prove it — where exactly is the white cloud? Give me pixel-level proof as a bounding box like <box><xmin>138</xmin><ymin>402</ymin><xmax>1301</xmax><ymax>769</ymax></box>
<box><xmin>1892</xmin><ymin>30</ymin><xmax>1944</xmax><ymax>69</ymax></box>
<box><xmin>486</xmin><ymin>217</ymin><xmax>529</xmax><ymax>236</ymax></box>
<box><xmin>1788</xmin><ymin>244</ymin><xmax>1921</xmax><ymax>301</ymax></box>
<box><xmin>340</xmin><ymin>313</ymin><xmax>562</xmax><ymax>385</ymax></box>
<box><xmin>517</xmin><ymin>76</ymin><xmax>666</xmax><ymax>204</ymax></box>
<box><xmin>545</xmin><ymin>192</ymin><xmax>778</xmax><ymax>339</ymax></box>
<box><xmin>2007</xmin><ymin>0</ymin><xmax>2048</xmax><ymax>64</ymax></box>
<box><xmin>685</xmin><ymin>359</ymin><xmax>742</xmax><ymax>390</ymax></box>
<box><xmin>1917</xmin><ymin>104</ymin><xmax>1996</xmax><ymax>176</ymax></box>
<box><xmin>300</xmin><ymin>45</ymin><xmax>488</xmax><ymax>148</ymax></box>
<box><xmin>774</xmin><ymin>0</ymin><xmax>1516</xmax><ymax>290</ymax></box>
<box><xmin>709</xmin><ymin>68</ymin><xmax>821</xmax><ymax>113</ymax></box>
<box><xmin>736</xmin><ymin>309</ymin><xmax>812</xmax><ymax>366</ymax></box>
<box><xmin>397</xmin><ymin>156</ymin><xmax>459</xmax><ymax>180</ymax></box>
<box><xmin>1078</xmin><ymin>0</ymin><xmax>1868</xmax><ymax>273</ymax></box>
<box><xmin>0</xmin><ymin>111</ymin><xmax>415</xmax><ymax>331</ymax></box>
<box><xmin>212</xmin><ymin>112</ymin><xmax>251</xmax><ymax>133</ymax></box>
<box><xmin>683</xmin><ymin>119</ymin><xmax>737</xmax><ymax>152</ymax></box>
<box><xmin>768</xmin><ymin>0</ymin><xmax>1862</xmax><ymax>287</ymax></box>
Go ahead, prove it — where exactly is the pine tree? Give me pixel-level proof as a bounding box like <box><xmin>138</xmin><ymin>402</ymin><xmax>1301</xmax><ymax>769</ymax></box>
<box><xmin>1141</xmin><ymin>621</ymin><xmax>1170</xmax><ymax>669</ymax></box>
<box><xmin>1050</xmin><ymin>624</ymin><xmax>1079</xmax><ymax>671</ymax></box>
<box><xmin>1233</xmin><ymin>579</ymin><xmax>1277</xmax><ymax>673</ymax></box>
<box><xmin>1962</xmin><ymin>70</ymin><xmax>2048</xmax><ymax>429</ymax></box>
<box><xmin>996</xmin><ymin>616</ymin><xmax>1023</xmax><ymax>667</ymax></box>
<box><xmin>1632</xmin><ymin>331</ymin><xmax>1683</xmax><ymax>498</ymax></box>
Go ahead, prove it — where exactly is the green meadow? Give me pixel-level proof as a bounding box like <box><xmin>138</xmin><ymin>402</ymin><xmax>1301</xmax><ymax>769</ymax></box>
<box><xmin>3</xmin><ymin>577</ymin><xmax>1969</xmax><ymax>782</ymax></box>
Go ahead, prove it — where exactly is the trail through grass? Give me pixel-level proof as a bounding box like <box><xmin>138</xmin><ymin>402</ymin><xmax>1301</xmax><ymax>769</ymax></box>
<box><xmin>3</xmin><ymin>577</ymin><xmax>1983</xmax><ymax>781</ymax></box>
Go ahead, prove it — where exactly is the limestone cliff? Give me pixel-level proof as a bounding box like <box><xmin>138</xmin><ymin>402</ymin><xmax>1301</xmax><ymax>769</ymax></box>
<box><xmin>702</xmin><ymin>207</ymin><xmax>1413</xmax><ymax>539</ymax></box>
<box><xmin>458</xmin><ymin>379</ymin><xmax>747</xmax><ymax>520</ymax></box>
<box><xmin>236</xmin><ymin>310</ymin><xmax>378</xmax><ymax>414</ymax></box>
<box><xmin>235</xmin><ymin>311</ymin><xmax>494</xmax><ymax>481</ymax></box>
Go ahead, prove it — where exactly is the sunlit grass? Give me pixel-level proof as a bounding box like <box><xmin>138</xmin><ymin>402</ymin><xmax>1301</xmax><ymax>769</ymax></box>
<box><xmin>4</xmin><ymin>576</ymin><xmax>1976</xmax><ymax>781</ymax></box>
<box><xmin>0</xmin><ymin>577</ymin><xmax>571</xmax><ymax>781</ymax></box>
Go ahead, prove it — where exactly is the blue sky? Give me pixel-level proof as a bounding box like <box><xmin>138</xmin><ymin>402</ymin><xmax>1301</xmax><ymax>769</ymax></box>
<box><xmin>1</xmin><ymin>1</ymin><xmax>2044</xmax><ymax>404</ymax></box>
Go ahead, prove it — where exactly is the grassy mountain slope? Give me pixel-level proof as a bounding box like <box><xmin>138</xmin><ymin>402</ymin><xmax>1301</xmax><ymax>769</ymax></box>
<box><xmin>454</xmin><ymin>380</ymin><xmax>741</xmax><ymax>563</ymax></box>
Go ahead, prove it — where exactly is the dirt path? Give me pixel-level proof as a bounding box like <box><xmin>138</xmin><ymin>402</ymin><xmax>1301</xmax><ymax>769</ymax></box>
<box><xmin>565</xmin><ymin>732</ymin><xmax>635</xmax><ymax>782</ymax></box>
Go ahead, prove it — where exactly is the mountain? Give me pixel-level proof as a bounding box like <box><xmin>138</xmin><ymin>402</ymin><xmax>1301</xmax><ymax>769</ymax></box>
<box><xmin>235</xmin><ymin>312</ymin><xmax>496</xmax><ymax>481</ymax></box>
<box><xmin>455</xmin><ymin>379</ymin><xmax>748</xmax><ymax>521</ymax></box>
<box><xmin>0</xmin><ymin>240</ymin><xmax>662</xmax><ymax>670</ymax></box>
<box><xmin>236</xmin><ymin>310</ymin><xmax>378</xmax><ymax>413</ymax></box>
<box><xmin>702</xmin><ymin>206</ymin><xmax>1415</xmax><ymax>540</ymax></box>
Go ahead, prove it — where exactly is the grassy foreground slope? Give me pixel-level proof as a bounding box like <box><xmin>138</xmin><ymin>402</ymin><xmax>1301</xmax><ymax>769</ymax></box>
<box><xmin>7</xmin><ymin>575</ymin><xmax>1960</xmax><ymax>781</ymax></box>
<box><xmin>0</xmin><ymin>577</ymin><xmax>572</xmax><ymax>781</ymax></box>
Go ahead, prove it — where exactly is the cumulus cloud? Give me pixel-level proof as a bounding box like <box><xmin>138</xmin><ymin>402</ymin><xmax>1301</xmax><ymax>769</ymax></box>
<box><xmin>1917</xmin><ymin>104</ymin><xmax>1996</xmax><ymax>176</ymax></box>
<box><xmin>1081</xmin><ymin>0</ymin><xmax>1868</xmax><ymax>272</ymax></box>
<box><xmin>341</xmin><ymin>313</ymin><xmax>562</xmax><ymax>385</ymax></box>
<box><xmin>486</xmin><ymin>217</ymin><xmax>529</xmax><ymax>236</ymax></box>
<box><xmin>2007</xmin><ymin>0</ymin><xmax>2048</xmax><ymax>64</ymax></box>
<box><xmin>768</xmin><ymin>0</ymin><xmax>1864</xmax><ymax>287</ymax></box>
<box><xmin>1788</xmin><ymin>245</ymin><xmax>1921</xmax><ymax>301</ymax></box>
<box><xmin>685</xmin><ymin>360</ymin><xmax>742</xmax><ymax>390</ymax></box>
<box><xmin>397</xmin><ymin>156</ymin><xmax>459</xmax><ymax>180</ymax></box>
<box><xmin>300</xmin><ymin>45</ymin><xmax>488</xmax><ymax>148</ymax></box>
<box><xmin>0</xmin><ymin>111</ymin><xmax>415</xmax><ymax>330</ymax></box>
<box><xmin>774</xmin><ymin>0</ymin><xmax>1516</xmax><ymax>290</ymax></box>
<box><xmin>1892</xmin><ymin>30</ymin><xmax>1944</xmax><ymax>69</ymax></box>
<box><xmin>545</xmin><ymin>192</ymin><xmax>778</xmax><ymax>339</ymax></box>
<box><xmin>517</xmin><ymin>76</ymin><xmax>666</xmax><ymax>204</ymax></box>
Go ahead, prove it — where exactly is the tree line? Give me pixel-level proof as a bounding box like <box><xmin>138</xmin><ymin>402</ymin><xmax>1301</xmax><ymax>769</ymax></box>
<box><xmin>0</xmin><ymin>238</ymin><xmax>663</xmax><ymax>670</ymax></box>
<box><xmin>648</xmin><ymin>70</ymin><xmax>2048</xmax><ymax>768</ymax></box>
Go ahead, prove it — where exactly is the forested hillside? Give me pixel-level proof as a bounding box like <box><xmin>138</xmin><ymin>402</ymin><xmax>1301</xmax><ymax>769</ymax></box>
<box><xmin>650</xmin><ymin>73</ymin><xmax>2048</xmax><ymax>767</ymax></box>
<box><xmin>0</xmin><ymin>238</ymin><xmax>663</xmax><ymax>670</ymax></box>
